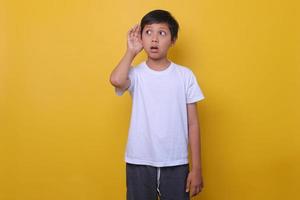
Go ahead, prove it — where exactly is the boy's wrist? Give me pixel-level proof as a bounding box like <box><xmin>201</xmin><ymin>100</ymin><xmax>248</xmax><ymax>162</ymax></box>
<box><xmin>192</xmin><ymin>165</ymin><xmax>201</xmax><ymax>170</ymax></box>
<box><xmin>191</xmin><ymin>167</ymin><xmax>202</xmax><ymax>175</ymax></box>
<box><xmin>125</xmin><ymin>49</ymin><xmax>138</xmax><ymax>58</ymax></box>
<box><xmin>191</xmin><ymin>162</ymin><xmax>202</xmax><ymax>171</ymax></box>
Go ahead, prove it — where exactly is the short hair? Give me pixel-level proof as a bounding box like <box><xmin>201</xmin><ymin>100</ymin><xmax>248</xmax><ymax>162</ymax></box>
<box><xmin>140</xmin><ymin>9</ymin><xmax>179</xmax><ymax>42</ymax></box>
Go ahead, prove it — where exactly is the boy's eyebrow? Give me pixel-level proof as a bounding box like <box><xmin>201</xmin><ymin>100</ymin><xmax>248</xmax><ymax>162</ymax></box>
<box><xmin>143</xmin><ymin>26</ymin><xmax>169</xmax><ymax>31</ymax></box>
<box><xmin>144</xmin><ymin>24</ymin><xmax>169</xmax><ymax>28</ymax></box>
<box><xmin>159</xmin><ymin>27</ymin><xmax>168</xmax><ymax>30</ymax></box>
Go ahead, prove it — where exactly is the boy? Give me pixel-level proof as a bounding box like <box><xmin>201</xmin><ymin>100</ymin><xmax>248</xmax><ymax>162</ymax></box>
<box><xmin>110</xmin><ymin>10</ymin><xmax>205</xmax><ymax>200</ymax></box>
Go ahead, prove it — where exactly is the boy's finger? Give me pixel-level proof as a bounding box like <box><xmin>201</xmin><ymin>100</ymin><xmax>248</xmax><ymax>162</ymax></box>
<box><xmin>129</xmin><ymin>25</ymin><xmax>136</xmax><ymax>32</ymax></box>
<box><xmin>135</xmin><ymin>25</ymin><xmax>140</xmax><ymax>35</ymax></box>
<box><xmin>185</xmin><ymin>179</ymin><xmax>191</xmax><ymax>192</ymax></box>
<box><xmin>137</xmin><ymin>25</ymin><xmax>142</xmax><ymax>38</ymax></box>
<box><xmin>185</xmin><ymin>187</ymin><xmax>190</xmax><ymax>192</ymax></box>
<box><xmin>129</xmin><ymin>30</ymin><xmax>133</xmax><ymax>38</ymax></box>
<box><xmin>131</xmin><ymin>25</ymin><xmax>137</xmax><ymax>37</ymax></box>
<box><xmin>132</xmin><ymin>25</ymin><xmax>138</xmax><ymax>35</ymax></box>
<box><xmin>137</xmin><ymin>24</ymin><xmax>141</xmax><ymax>32</ymax></box>
<box><xmin>190</xmin><ymin>186</ymin><xmax>196</xmax><ymax>196</ymax></box>
<box><xmin>196</xmin><ymin>186</ymin><xmax>200</xmax><ymax>194</ymax></box>
<box><xmin>133</xmin><ymin>24</ymin><xmax>138</xmax><ymax>32</ymax></box>
<box><xmin>128</xmin><ymin>29</ymin><xmax>132</xmax><ymax>37</ymax></box>
<box><xmin>128</xmin><ymin>26</ymin><xmax>135</xmax><ymax>37</ymax></box>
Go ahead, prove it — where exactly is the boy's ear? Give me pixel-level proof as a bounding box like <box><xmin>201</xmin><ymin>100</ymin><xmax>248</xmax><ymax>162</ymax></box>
<box><xmin>171</xmin><ymin>39</ymin><xmax>177</xmax><ymax>46</ymax></box>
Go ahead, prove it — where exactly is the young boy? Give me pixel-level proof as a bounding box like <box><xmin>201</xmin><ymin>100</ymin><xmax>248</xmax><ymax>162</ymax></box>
<box><xmin>110</xmin><ymin>10</ymin><xmax>205</xmax><ymax>200</ymax></box>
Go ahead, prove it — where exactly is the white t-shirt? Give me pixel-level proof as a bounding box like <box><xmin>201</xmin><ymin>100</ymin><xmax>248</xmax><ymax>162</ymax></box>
<box><xmin>115</xmin><ymin>61</ymin><xmax>205</xmax><ymax>167</ymax></box>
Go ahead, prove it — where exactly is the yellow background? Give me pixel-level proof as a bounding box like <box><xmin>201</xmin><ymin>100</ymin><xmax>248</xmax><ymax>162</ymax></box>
<box><xmin>1</xmin><ymin>0</ymin><xmax>299</xmax><ymax>199</ymax></box>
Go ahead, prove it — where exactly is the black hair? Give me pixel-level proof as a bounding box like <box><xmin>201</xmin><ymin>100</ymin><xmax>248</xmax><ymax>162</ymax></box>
<box><xmin>140</xmin><ymin>9</ymin><xmax>179</xmax><ymax>42</ymax></box>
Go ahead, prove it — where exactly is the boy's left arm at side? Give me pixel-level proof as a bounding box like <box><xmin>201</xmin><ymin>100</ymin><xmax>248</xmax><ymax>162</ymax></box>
<box><xmin>186</xmin><ymin>103</ymin><xmax>204</xmax><ymax>196</ymax></box>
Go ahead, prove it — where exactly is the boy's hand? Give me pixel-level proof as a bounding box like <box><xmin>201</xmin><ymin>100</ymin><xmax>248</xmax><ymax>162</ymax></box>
<box><xmin>127</xmin><ymin>24</ymin><xmax>143</xmax><ymax>56</ymax></box>
<box><xmin>185</xmin><ymin>169</ymin><xmax>204</xmax><ymax>197</ymax></box>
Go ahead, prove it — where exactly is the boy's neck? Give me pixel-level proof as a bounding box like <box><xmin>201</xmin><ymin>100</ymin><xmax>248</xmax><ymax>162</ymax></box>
<box><xmin>146</xmin><ymin>58</ymin><xmax>171</xmax><ymax>71</ymax></box>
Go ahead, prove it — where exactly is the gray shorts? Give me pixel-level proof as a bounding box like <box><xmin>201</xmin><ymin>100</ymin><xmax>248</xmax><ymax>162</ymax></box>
<box><xmin>126</xmin><ymin>163</ymin><xmax>190</xmax><ymax>200</ymax></box>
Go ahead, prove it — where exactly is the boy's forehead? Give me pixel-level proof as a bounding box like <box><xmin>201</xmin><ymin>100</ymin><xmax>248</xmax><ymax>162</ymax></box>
<box><xmin>144</xmin><ymin>23</ymin><xmax>169</xmax><ymax>30</ymax></box>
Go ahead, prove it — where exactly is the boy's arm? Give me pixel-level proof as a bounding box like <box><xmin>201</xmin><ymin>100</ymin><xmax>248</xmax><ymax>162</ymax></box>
<box><xmin>110</xmin><ymin>24</ymin><xmax>143</xmax><ymax>90</ymax></box>
<box><xmin>186</xmin><ymin>102</ymin><xmax>204</xmax><ymax>196</ymax></box>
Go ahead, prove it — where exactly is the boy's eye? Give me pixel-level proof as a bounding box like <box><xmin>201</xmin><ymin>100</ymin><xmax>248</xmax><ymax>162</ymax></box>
<box><xmin>146</xmin><ymin>30</ymin><xmax>151</xmax><ymax>35</ymax></box>
<box><xmin>160</xmin><ymin>31</ymin><xmax>166</xmax><ymax>36</ymax></box>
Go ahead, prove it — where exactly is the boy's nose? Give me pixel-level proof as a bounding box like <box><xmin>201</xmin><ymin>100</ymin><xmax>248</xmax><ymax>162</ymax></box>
<box><xmin>151</xmin><ymin>34</ymin><xmax>158</xmax><ymax>42</ymax></box>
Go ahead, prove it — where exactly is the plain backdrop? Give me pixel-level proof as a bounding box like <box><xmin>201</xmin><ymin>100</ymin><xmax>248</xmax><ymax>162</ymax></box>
<box><xmin>0</xmin><ymin>0</ymin><xmax>299</xmax><ymax>199</ymax></box>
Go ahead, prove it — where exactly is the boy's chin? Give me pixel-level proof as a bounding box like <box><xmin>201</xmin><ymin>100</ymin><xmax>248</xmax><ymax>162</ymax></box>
<box><xmin>148</xmin><ymin>56</ymin><xmax>164</xmax><ymax>61</ymax></box>
<box><xmin>147</xmin><ymin>53</ymin><xmax>166</xmax><ymax>61</ymax></box>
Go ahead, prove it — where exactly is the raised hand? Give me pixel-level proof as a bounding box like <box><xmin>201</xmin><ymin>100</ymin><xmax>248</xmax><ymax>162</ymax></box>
<box><xmin>127</xmin><ymin>24</ymin><xmax>143</xmax><ymax>56</ymax></box>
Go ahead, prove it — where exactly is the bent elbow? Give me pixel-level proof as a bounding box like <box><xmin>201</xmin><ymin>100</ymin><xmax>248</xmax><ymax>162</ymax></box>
<box><xmin>109</xmin><ymin>77</ymin><xmax>119</xmax><ymax>87</ymax></box>
<box><xmin>110</xmin><ymin>76</ymin><xmax>123</xmax><ymax>88</ymax></box>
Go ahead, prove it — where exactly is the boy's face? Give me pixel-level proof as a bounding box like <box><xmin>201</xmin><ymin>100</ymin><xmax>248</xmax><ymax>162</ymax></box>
<box><xmin>141</xmin><ymin>23</ymin><xmax>175</xmax><ymax>60</ymax></box>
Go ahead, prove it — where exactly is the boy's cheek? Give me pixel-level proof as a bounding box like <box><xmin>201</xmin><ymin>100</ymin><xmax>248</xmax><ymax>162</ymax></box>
<box><xmin>141</xmin><ymin>42</ymin><xmax>147</xmax><ymax>49</ymax></box>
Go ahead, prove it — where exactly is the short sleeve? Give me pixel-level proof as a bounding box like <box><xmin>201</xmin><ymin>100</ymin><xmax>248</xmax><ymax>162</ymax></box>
<box><xmin>115</xmin><ymin>67</ymin><xmax>135</xmax><ymax>96</ymax></box>
<box><xmin>186</xmin><ymin>70</ymin><xmax>205</xmax><ymax>104</ymax></box>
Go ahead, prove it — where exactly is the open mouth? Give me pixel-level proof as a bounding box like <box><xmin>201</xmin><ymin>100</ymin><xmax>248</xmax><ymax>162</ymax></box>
<box><xmin>150</xmin><ymin>46</ymin><xmax>159</xmax><ymax>52</ymax></box>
